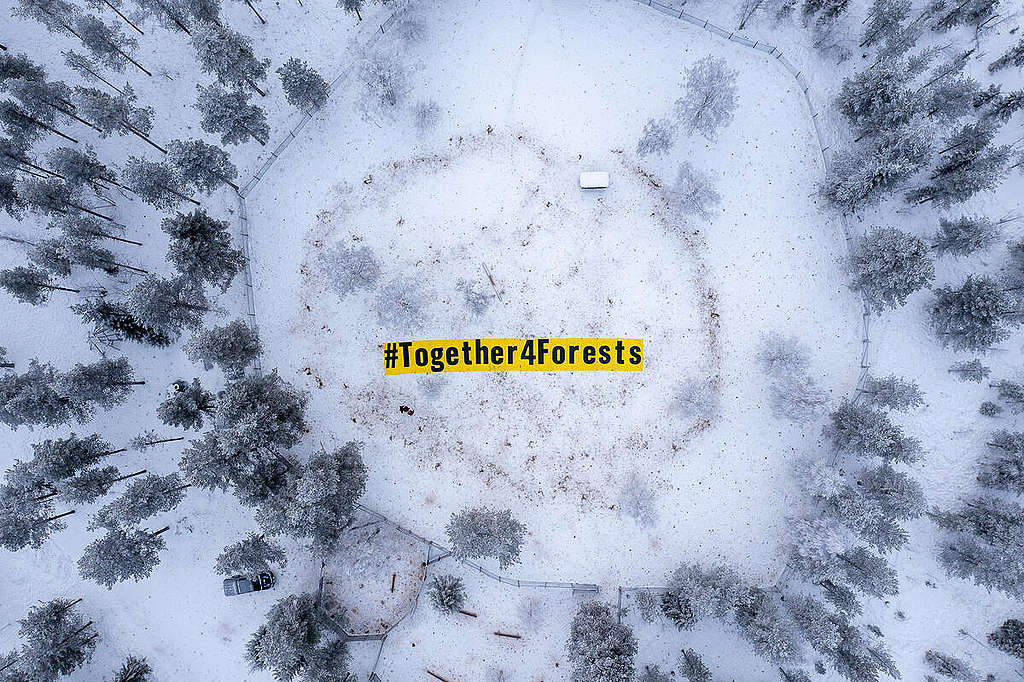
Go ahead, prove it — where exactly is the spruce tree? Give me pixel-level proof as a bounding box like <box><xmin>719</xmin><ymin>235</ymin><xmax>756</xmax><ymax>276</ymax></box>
<box><xmin>73</xmin><ymin>298</ymin><xmax>173</xmax><ymax>347</ymax></box>
<box><xmin>161</xmin><ymin>208</ymin><xmax>244</xmax><ymax>291</ymax></box>
<box><xmin>566</xmin><ymin>601</ymin><xmax>637</xmax><ymax>682</ymax></box>
<box><xmin>195</xmin><ymin>83</ymin><xmax>268</xmax><ymax>146</ymax></box>
<box><xmin>111</xmin><ymin>655</ymin><xmax>154</xmax><ymax>682</ymax></box>
<box><xmin>734</xmin><ymin>587</ymin><xmax>801</xmax><ymax>664</ymax></box>
<box><xmin>849</xmin><ymin>227</ymin><xmax>934</xmax><ymax>311</ymax></box>
<box><xmin>861</xmin><ymin>374</ymin><xmax>924</xmax><ymax>411</ymax></box>
<box><xmin>661</xmin><ymin>562</ymin><xmax>742</xmax><ymax>630</ymax></box>
<box><xmin>256</xmin><ymin>442</ymin><xmax>366</xmax><ymax>556</ymax></box>
<box><xmin>214</xmin><ymin>532</ymin><xmax>287</xmax><ymax>575</ymax></box>
<box><xmin>932</xmin><ymin>215</ymin><xmax>1000</xmax><ymax>257</ymax></box>
<box><xmin>217</xmin><ymin>370</ymin><xmax>309</xmax><ymax>454</ymax></box>
<box><xmin>184</xmin><ymin>319</ymin><xmax>261</xmax><ymax>376</ymax></box>
<box><xmin>78</xmin><ymin>526</ymin><xmax>168</xmax><ymax>589</ymax></box>
<box><xmin>90</xmin><ymin>472</ymin><xmax>186</xmax><ymax>530</ymax></box>
<box><xmin>979</xmin><ymin>430</ymin><xmax>1024</xmax><ymax>494</ymax></box>
<box><xmin>165</xmin><ymin>138</ymin><xmax>238</xmax><ymax>193</ymax></box>
<box><xmin>427</xmin><ymin>574</ymin><xmax>466</xmax><ymax>615</ymax></box>
<box><xmin>929</xmin><ymin>275</ymin><xmax>1017</xmax><ymax>351</ymax></box>
<box><xmin>246</xmin><ymin>593</ymin><xmax>347</xmax><ymax>681</ymax></box>
<box><xmin>678</xmin><ymin>652</ymin><xmax>712</xmax><ymax>682</ymax></box>
<box><xmin>989</xmin><ymin>38</ymin><xmax>1024</xmax><ymax>73</ymax></box>
<box><xmin>277</xmin><ymin>57</ymin><xmax>330</xmax><ymax>111</ymax></box>
<box><xmin>445</xmin><ymin>506</ymin><xmax>527</xmax><ymax>569</ymax></box>
<box><xmin>988</xmin><ymin>619</ymin><xmax>1024</xmax><ymax>662</ymax></box>
<box><xmin>156</xmin><ymin>377</ymin><xmax>214</xmax><ymax>430</ymax></box>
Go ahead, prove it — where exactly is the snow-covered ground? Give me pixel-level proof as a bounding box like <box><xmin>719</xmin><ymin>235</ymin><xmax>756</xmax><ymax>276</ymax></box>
<box><xmin>3</xmin><ymin>0</ymin><xmax>1024</xmax><ymax>680</ymax></box>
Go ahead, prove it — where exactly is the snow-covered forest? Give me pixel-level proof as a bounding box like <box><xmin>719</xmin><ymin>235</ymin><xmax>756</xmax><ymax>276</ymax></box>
<box><xmin>2</xmin><ymin>0</ymin><xmax>1024</xmax><ymax>679</ymax></box>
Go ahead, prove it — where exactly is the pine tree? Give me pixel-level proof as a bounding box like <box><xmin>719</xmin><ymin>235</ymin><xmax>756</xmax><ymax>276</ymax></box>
<box><xmin>678</xmin><ymin>650</ymin><xmax>712</xmax><ymax>682</ymax></box>
<box><xmin>849</xmin><ymin>227</ymin><xmax>934</xmax><ymax>311</ymax></box>
<box><xmin>73</xmin><ymin>298</ymin><xmax>173</xmax><ymax>347</ymax></box>
<box><xmin>64</xmin><ymin>49</ymin><xmax>127</xmax><ymax>95</ymax></box>
<box><xmin>195</xmin><ymin>83</ymin><xmax>268</xmax><ymax>146</ymax></box>
<box><xmin>0</xmin><ymin>359</ymin><xmax>75</xmax><ymax>428</ymax></box>
<box><xmin>445</xmin><ymin>506</ymin><xmax>527</xmax><ymax>570</ymax></box>
<box><xmin>30</xmin><ymin>432</ymin><xmax>115</xmax><ymax>481</ymax></box>
<box><xmin>122</xmin><ymin>156</ymin><xmax>197</xmax><ymax>209</ymax></box>
<box><xmin>932</xmin><ymin>215</ymin><xmax>1000</xmax><ymax>257</ymax></box>
<box><xmin>929</xmin><ymin>275</ymin><xmax>1017</xmax><ymax>351</ymax></box>
<box><xmin>57</xmin><ymin>357</ymin><xmax>139</xmax><ymax>415</ymax></box>
<box><xmin>835</xmin><ymin>58</ymin><xmax>924</xmax><ymax>137</ymax></box>
<box><xmin>992</xmin><ymin>380</ymin><xmax>1024</xmax><ymax>414</ymax></box>
<box><xmin>934</xmin><ymin>495</ymin><xmax>1024</xmax><ymax>598</ymax></box>
<box><xmin>338</xmin><ymin>0</ymin><xmax>364</xmax><ymax>21</ymax></box>
<box><xmin>74</xmin><ymin>85</ymin><xmax>159</xmax><ymax>151</ymax></box>
<box><xmin>7</xmin><ymin>598</ymin><xmax>98</xmax><ymax>680</ymax></box>
<box><xmin>861</xmin><ymin>374</ymin><xmax>923</xmax><ymax>411</ymax></box>
<box><xmin>156</xmin><ymin>377</ymin><xmax>214</xmax><ymax>430</ymax></box>
<box><xmin>779</xmin><ymin>669</ymin><xmax>811</xmax><ymax>682</ymax></box>
<box><xmin>949</xmin><ymin>358</ymin><xmax>990</xmax><ymax>382</ymax></box>
<box><xmin>989</xmin><ymin>38</ymin><xmax>1024</xmax><ymax>73</ymax></box>
<box><xmin>932</xmin><ymin>0</ymin><xmax>998</xmax><ymax>31</ymax></box>
<box><xmin>924</xmin><ymin>650</ymin><xmax>979</xmax><ymax>681</ymax></box>
<box><xmin>858</xmin><ymin>465</ymin><xmax>926</xmax><ymax>520</ymax></box>
<box><xmin>980</xmin><ymin>89</ymin><xmax>1024</xmax><ymax>124</ymax></box>
<box><xmin>74</xmin><ymin>14</ymin><xmax>150</xmax><ymax>76</ymax></box>
<box><xmin>909</xmin><ymin>121</ymin><xmax>1011</xmax><ymax>207</ymax></box>
<box><xmin>786</xmin><ymin>594</ymin><xmax>842</xmax><ymax>654</ymax></box>
<box><xmin>217</xmin><ymin>369</ymin><xmax>309</xmax><ymax>454</ymax></box>
<box><xmin>125</xmin><ymin>275</ymin><xmax>210</xmax><ymax>339</ymax></box>
<box><xmin>734</xmin><ymin>587</ymin><xmax>801</xmax><ymax>663</ymax></box>
<box><xmin>674</xmin><ymin>56</ymin><xmax>738</xmax><ymax>140</ymax></box>
<box><xmin>78</xmin><ymin>526</ymin><xmax>168</xmax><ymax>589</ymax></box>
<box><xmin>0</xmin><ymin>476</ymin><xmax>73</xmax><ymax>550</ymax></box>
<box><xmin>0</xmin><ymin>264</ymin><xmax>79</xmax><ymax>305</ymax></box>
<box><xmin>860</xmin><ymin>0</ymin><xmax>911</xmax><ymax>47</ymax></box>
<box><xmin>638</xmin><ymin>665</ymin><xmax>672</xmax><ymax>682</ymax></box>
<box><xmin>834</xmin><ymin>546</ymin><xmax>899</xmax><ymax>597</ymax></box>
<box><xmin>824</xmin><ymin>399</ymin><xmax>922</xmax><ymax>463</ymax></box>
<box><xmin>566</xmin><ymin>601</ymin><xmax>637</xmax><ymax>682</ymax></box>
<box><xmin>161</xmin><ymin>208</ymin><xmax>244</xmax><ymax>291</ymax></box>
<box><xmin>30</xmin><ymin>236</ymin><xmax>121</xmax><ymax>277</ymax></box>
<box><xmin>45</xmin><ymin>145</ymin><xmax>116</xmax><ymax>190</ymax></box>
<box><xmin>826</xmin><ymin>484</ymin><xmax>910</xmax><ymax>552</ymax></box>
<box><xmin>427</xmin><ymin>574</ymin><xmax>466</xmax><ymax>615</ymax></box>
<box><xmin>277</xmin><ymin>58</ymin><xmax>330</xmax><ymax>111</ymax></box>
<box><xmin>184</xmin><ymin>320</ymin><xmax>261</xmax><ymax>376</ymax></box>
<box><xmin>214</xmin><ymin>532</ymin><xmax>287</xmax><ymax>575</ymax></box>
<box><xmin>165</xmin><ymin>138</ymin><xmax>238</xmax><ymax>193</ymax></box>
<box><xmin>661</xmin><ymin>562</ymin><xmax>742</xmax><ymax>630</ymax></box>
<box><xmin>111</xmin><ymin>655</ymin><xmax>153</xmax><ymax>682</ymax></box>
<box><xmin>988</xmin><ymin>619</ymin><xmax>1024</xmax><ymax>662</ymax></box>
<box><xmin>256</xmin><ymin>443</ymin><xmax>366</xmax><ymax>556</ymax></box>
<box><xmin>90</xmin><ymin>472</ymin><xmax>186</xmax><ymax>530</ymax></box>
<box><xmin>979</xmin><ymin>430</ymin><xmax>1024</xmax><ymax>493</ymax></box>
<box><xmin>191</xmin><ymin>21</ymin><xmax>269</xmax><ymax>96</ymax></box>
<box><xmin>59</xmin><ymin>465</ymin><xmax>121</xmax><ymax>504</ymax></box>
<box><xmin>803</xmin><ymin>0</ymin><xmax>849</xmax><ymax>25</ymax></box>
<box><xmin>822</xmin><ymin>124</ymin><xmax>931</xmax><ymax>212</ymax></box>
<box><xmin>246</xmin><ymin>593</ymin><xmax>346</xmax><ymax>681</ymax></box>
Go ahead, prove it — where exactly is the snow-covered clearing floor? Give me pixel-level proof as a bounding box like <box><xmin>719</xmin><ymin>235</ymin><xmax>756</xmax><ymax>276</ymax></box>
<box><xmin>251</xmin><ymin>0</ymin><xmax>862</xmax><ymax>589</ymax></box>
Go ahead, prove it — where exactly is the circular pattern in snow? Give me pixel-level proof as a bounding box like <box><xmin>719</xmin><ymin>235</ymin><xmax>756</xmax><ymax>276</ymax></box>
<box><xmin>300</xmin><ymin>130</ymin><xmax>719</xmax><ymax>508</ymax></box>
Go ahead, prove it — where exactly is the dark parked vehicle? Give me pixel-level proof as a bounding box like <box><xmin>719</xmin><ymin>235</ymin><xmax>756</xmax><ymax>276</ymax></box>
<box><xmin>223</xmin><ymin>572</ymin><xmax>276</xmax><ymax>596</ymax></box>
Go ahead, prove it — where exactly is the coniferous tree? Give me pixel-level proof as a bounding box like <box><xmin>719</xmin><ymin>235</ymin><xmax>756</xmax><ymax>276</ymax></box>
<box><xmin>0</xmin><ymin>359</ymin><xmax>74</xmax><ymax>428</ymax></box>
<box><xmin>989</xmin><ymin>38</ymin><xmax>1024</xmax><ymax>73</ymax></box>
<box><xmin>932</xmin><ymin>215</ymin><xmax>1000</xmax><ymax>257</ymax></box>
<box><xmin>0</xmin><ymin>264</ymin><xmax>79</xmax><ymax>305</ymax></box>
<box><xmin>217</xmin><ymin>369</ymin><xmax>308</xmax><ymax>454</ymax></box>
<box><xmin>427</xmin><ymin>574</ymin><xmax>466</xmax><ymax>615</ymax></box>
<box><xmin>822</xmin><ymin>124</ymin><xmax>931</xmax><ymax>212</ymax></box>
<box><xmin>30</xmin><ymin>236</ymin><xmax>122</xmax><ymax>277</ymax></box>
<box><xmin>949</xmin><ymin>358</ymin><xmax>990</xmax><ymax>382</ymax></box>
<box><xmin>214</xmin><ymin>531</ymin><xmax>286</xmax><ymax>575</ymax></box>
<box><xmin>111</xmin><ymin>655</ymin><xmax>154</xmax><ymax>682</ymax></box>
<box><xmin>734</xmin><ymin>587</ymin><xmax>801</xmax><ymax>664</ymax></box>
<box><xmin>165</xmin><ymin>138</ymin><xmax>238</xmax><ymax>192</ymax></box>
<box><xmin>861</xmin><ymin>374</ymin><xmax>923</xmax><ymax>411</ymax></box>
<box><xmin>979</xmin><ymin>430</ymin><xmax>1024</xmax><ymax>493</ymax></box>
<box><xmin>277</xmin><ymin>57</ymin><xmax>330</xmax><ymax>111</ymax></box>
<box><xmin>824</xmin><ymin>399</ymin><xmax>922</xmax><ymax>463</ymax></box>
<box><xmin>74</xmin><ymin>14</ymin><xmax>149</xmax><ymax>76</ymax></box>
<box><xmin>191</xmin><ymin>22</ymin><xmax>269</xmax><ymax>96</ymax></box>
<box><xmin>30</xmin><ymin>432</ymin><xmax>115</xmax><ymax>482</ymax></box>
<box><xmin>195</xmin><ymin>83</ymin><xmax>268</xmax><ymax>146</ymax></box>
<box><xmin>64</xmin><ymin>50</ymin><xmax>127</xmax><ymax>95</ymax></box>
<box><xmin>849</xmin><ymin>227</ymin><xmax>934</xmax><ymax>311</ymax></box>
<box><xmin>256</xmin><ymin>442</ymin><xmax>366</xmax><ymax>556</ymax></box>
<box><xmin>860</xmin><ymin>0</ymin><xmax>911</xmax><ymax>48</ymax></box>
<box><xmin>184</xmin><ymin>319</ymin><xmax>261</xmax><ymax>376</ymax></box>
<box><xmin>78</xmin><ymin>525</ymin><xmax>168</xmax><ymax>589</ymax></box>
<box><xmin>932</xmin><ymin>0</ymin><xmax>998</xmax><ymax>31</ymax></box>
<box><xmin>566</xmin><ymin>601</ymin><xmax>637</xmax><ymax>682</ymax></box>
<box><xmin>45</xmin><ymin>145</ymin><xmax>116</xmax><ymax>189</ymax></box>
<box><xmin>924</xmin><ymin>650</ymin><xmax>979</xmax><ymax>681</ymax></box>
<box><xmin>678</xmin><ymin>651</ymin><xmax>712</xmax><ymax>682</ymax></box>
<box><xmin>661</xmin><ymin>562</ymin><xmax>742</xmax><ymax>630</ymax></box>
<box><xmin>980</xmin><ymin>89</ymin><xmax>1024</xmax><ymax>124</ymax></box>
<box><xmin>638</xmin><ymin>664</ymin><xmax>673</xmax><ymax>682</ymax></box>
<box><xmin>934</xmin><ymin>495</ymin><xmax>1024</xmax><ymax>598</ymax></box>
<box><xmin>125</xmin><ymin>275</ymin><xmax>210</xmax><ymax>339</ymax></box>
<box><xmin>57</xmin><ymin>357</ymin><xmax>139</xmax><ymax>415</ymax></box>
<box><xmin>338</xmin><ymin>0</ymin><xmax>364</xmax><ymax>21</ymax></box>
<box><xmin>90</xmin><ymin>472</ymin><xmax>186</xmax><ymax>530</ymax></box>
<box><xmin>161</xmin><ymin>208</ymin><xmax>244</xmax><ymax>291</ymax></box>
<box><xmin>992</xmin><ymin>379</ymin><xmax>1024</xmax><ymax>414</ymax></box>
<box><xmin>0</xmin><ymin>472</ymin><xmax>74</xmax><ymax>550</ymax></box>
<box><xmin>929</xmin><ymin>275</ymin><xmax>1017</xmax><ymax>351</ymax></box>
<box><xmin>122</xmin><ymin>156</ymin><xmax>197</xmax><ymax>209</ymax></box>
<box><xmin>74</xmin><ymin>85</ymin><xmax>160</xmax><ymax>151</ymax></box>
<box><xmin>3</xmin><ymin>598</ymin><xmax>98</xmax><ymax>680</ymax></box>
<box><xmin>246</xmin><ymin>592</ymin><xmax>348</xmax><ymax>682</ymax></box>
<box><xmin>59</xmin><ymin>465</ymin><xmax>121</xmax><ymax>504</ymax></box>
<box><xmin>73</xmin><ymin>297</ymin><xmax>173</xmax><ymax>347</ymax></box>
<box><xmin>909</xmin><ymin>121</ymin><xmax>1011</xmax><ymax>207</ymax></box>
<box><xmin>988</xmin><ymin>619</ymin><xmax>1024</xmax><ymax>662</ymax></box>
<box><xmin>157</xmin><ymin>377</ymin><xmax>214</xmax><ymax>430</ymax></box>
<box><xmin>445</xmin><ymin>506</ymin><xmax>527</xmax><ymax>569</ymax></box>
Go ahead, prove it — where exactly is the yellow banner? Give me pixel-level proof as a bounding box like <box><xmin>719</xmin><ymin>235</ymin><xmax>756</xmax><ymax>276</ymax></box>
<box><xmin>383</xmin><ymin>338</ymin><xmax>644</xmax><ymax>375</ymax></box>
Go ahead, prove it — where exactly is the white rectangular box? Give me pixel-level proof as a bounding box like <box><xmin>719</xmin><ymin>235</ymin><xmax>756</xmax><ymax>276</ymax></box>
<box><xmin>579</xmin><ymin>171</ymin><xmax>609</xmax><ymax>189</ymax></box>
